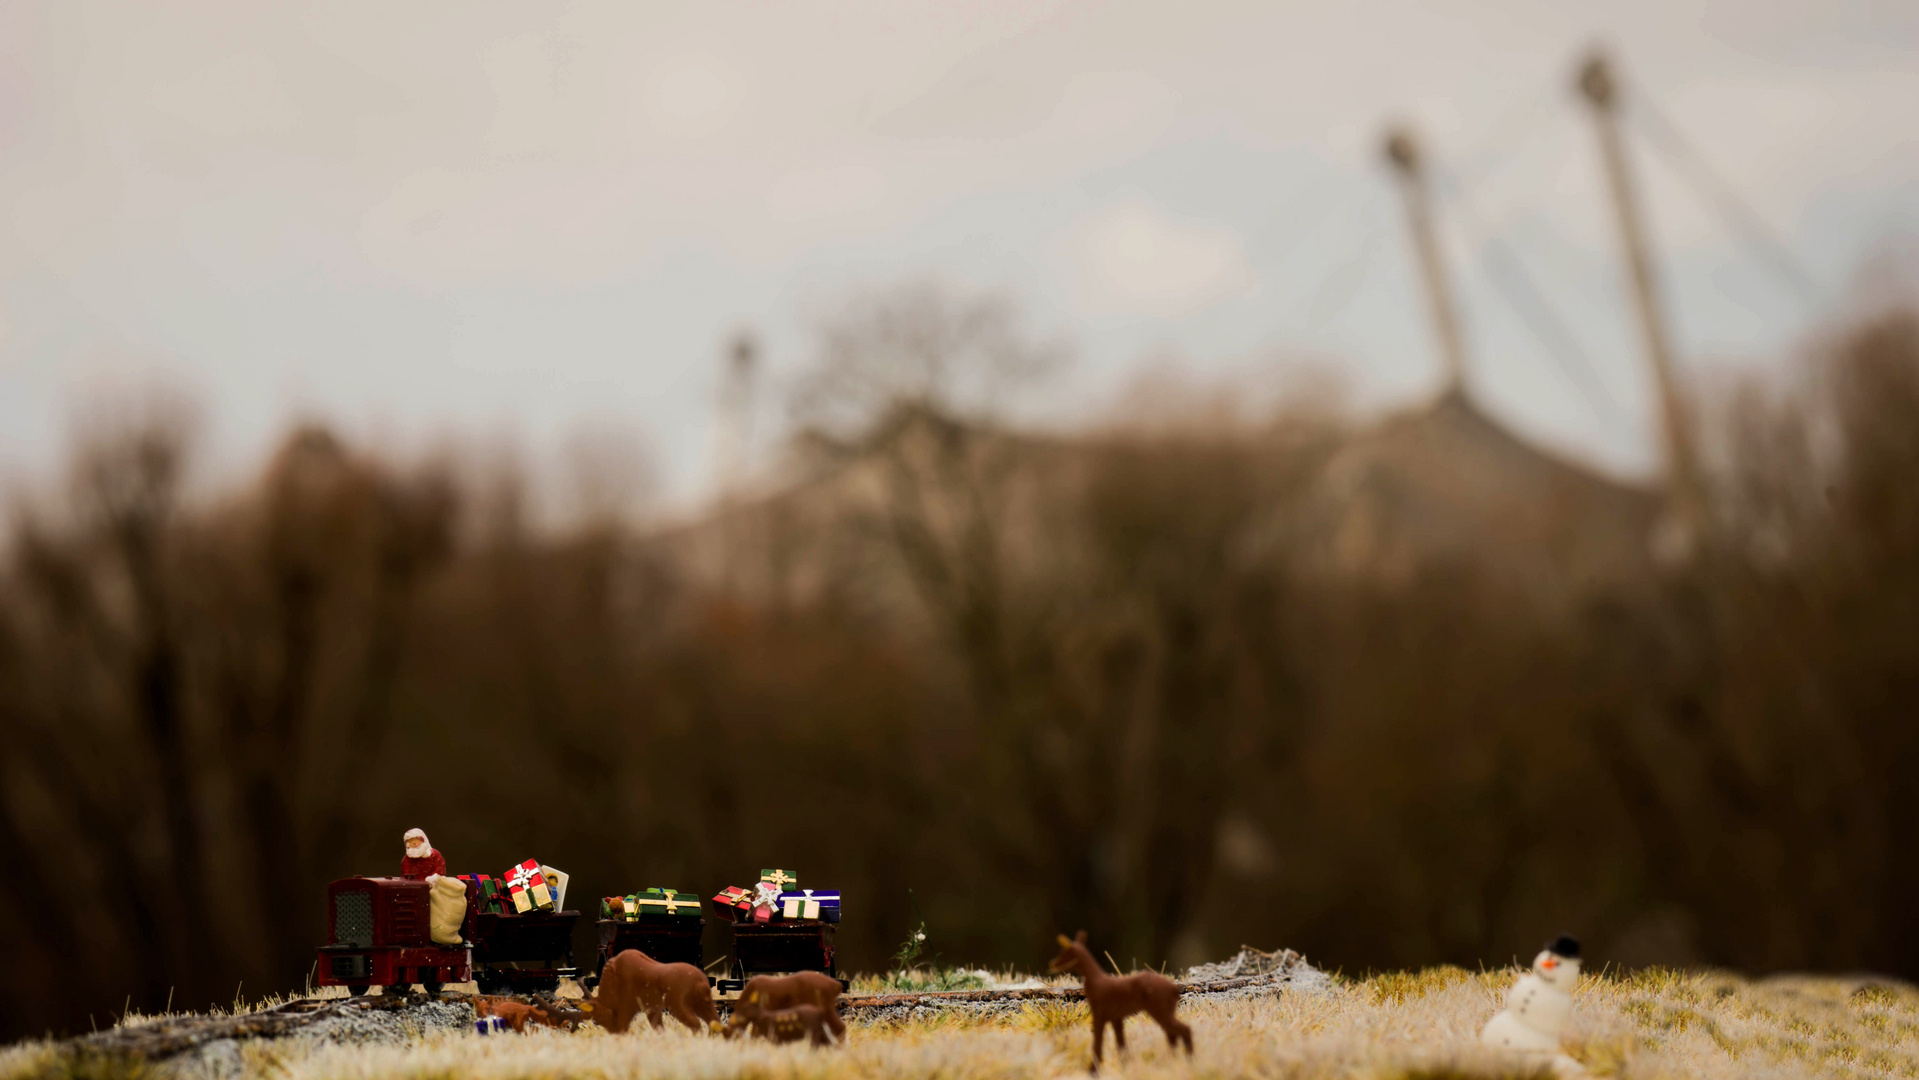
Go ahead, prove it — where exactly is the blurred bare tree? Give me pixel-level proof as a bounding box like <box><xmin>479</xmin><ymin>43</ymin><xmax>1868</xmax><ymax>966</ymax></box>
<box><xmin>1</xmin><ymin>289</ymin><xmax>1916</xmax><ymax>1042</ymax></box>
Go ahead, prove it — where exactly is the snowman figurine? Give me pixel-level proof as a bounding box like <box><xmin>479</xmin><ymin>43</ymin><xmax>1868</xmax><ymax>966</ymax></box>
<box><xmin>1481</xmin><ymin>934</ymin><xmax>1583</xmax><ymax>1068</ymax></box>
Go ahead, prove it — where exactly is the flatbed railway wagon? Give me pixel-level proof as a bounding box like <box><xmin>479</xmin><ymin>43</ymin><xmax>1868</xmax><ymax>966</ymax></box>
<box><xmin>713</xmin><ymin>915</ymin><xmax>849</xmax><ymax>996</ymax></box>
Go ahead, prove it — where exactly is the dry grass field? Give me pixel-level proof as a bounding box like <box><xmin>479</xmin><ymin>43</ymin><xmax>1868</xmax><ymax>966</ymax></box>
<box><xmin>4</xmin><ymin>966</ymin><xmax>1914</xmax><ymax>1080</ymax></box>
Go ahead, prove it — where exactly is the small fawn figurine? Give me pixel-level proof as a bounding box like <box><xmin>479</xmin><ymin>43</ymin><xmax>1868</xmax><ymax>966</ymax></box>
<box><xmin>730</xmin><ymin>1001</ymin><xmax>839</xmax><ymax>1047</ymax></box>
<box><xmin>529</xmin><ymin>993</ymin><xmax>590</xmax><ymax>1031</ymax></box>
<box><xmin>588</xmin><ymin>949</ymin><xmax>722</xmax><ymax>1034</ymax></box>
<box><xmin>1049</xmin><ymin>931</ymin><xmax>1192</xmax><ymax>1070</ymax></box>
<box><xmin>724</xmin><ymin>974</ymin><xmax>846</xmax><ymax>1043</ymax></box>
<box><xmin>475</xmin><ymin>995</ymin><xmax>586</xmax><ymax>1033</ymax></box>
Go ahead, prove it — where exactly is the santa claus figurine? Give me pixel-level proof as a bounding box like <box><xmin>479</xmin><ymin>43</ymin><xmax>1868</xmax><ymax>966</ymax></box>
<box><xmin>401</xmin><ymin>828</ymin><xmax>446</xmax><ymax>881</ymax></box>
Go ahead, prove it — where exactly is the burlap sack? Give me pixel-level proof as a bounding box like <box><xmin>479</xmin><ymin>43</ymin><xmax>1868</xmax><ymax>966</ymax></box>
<box><xmin>428</xmin><ymin>875</ymin><xmax>468</xmax><ymax>945</ymax></box>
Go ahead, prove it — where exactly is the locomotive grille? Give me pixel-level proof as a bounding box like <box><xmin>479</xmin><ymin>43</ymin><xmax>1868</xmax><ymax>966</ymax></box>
<box><xmin>334</xmin><ymin>891</ymin><xmax>374</xmax><ymax>946</ymax></box>
<box><xmin>389</xmin><ymin>892</ymin><xmax>423</xmax><ymax>942</ymax></box>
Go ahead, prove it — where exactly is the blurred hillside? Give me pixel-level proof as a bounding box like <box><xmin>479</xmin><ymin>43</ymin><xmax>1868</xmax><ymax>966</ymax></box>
<box><xmin>1</xmin><ymin>287</ymin><xmax>1916</xmax><ymax>1043</ymax></box>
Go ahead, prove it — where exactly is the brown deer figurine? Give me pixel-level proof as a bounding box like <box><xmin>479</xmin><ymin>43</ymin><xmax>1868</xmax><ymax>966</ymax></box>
<box><xmin>588</xmin><ymin>948</ymin><xmax>722</xmax><ymax>1035</ymax></box>
<box><xmin>729</xmin><ymin>1001</ymin><xmax>840</xmax><ymax>1047</ymax></box>
<box><xmin>1049</xmin><ymin>931</ymin><xmax>1192</xmax><ymax>1069</ymax></box>
<box><xmin>723</xmin><ymin>973</ymin><xmax>846</xmax><ymax>1043</ymax></box>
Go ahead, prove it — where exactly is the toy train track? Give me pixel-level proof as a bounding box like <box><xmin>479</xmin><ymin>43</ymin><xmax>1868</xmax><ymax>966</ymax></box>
<box><xmin>61</xmin><ymin>991</ymin><xmax>433</xmax><ymax>1064</ymax></box>
<box><xmin>52</xmin><ymin>968</ymin><xmax>1312</xmax><ymax>1067</ymax></box>
<box><xmin>838</xmin><ymin>969</ymin><xmax>1309</xmax><ymax>1017</ymax></box>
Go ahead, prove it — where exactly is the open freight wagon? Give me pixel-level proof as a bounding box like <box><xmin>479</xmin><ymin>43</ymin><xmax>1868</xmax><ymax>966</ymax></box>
<box><xmin>714</xmin><ymin>915</ymin><xmax>847</xmax><ymax>996</ymax></box>
<box><xmin>579</xmin><ymin>919</ymin><xmax>706</xmax><ymax>990</ymax></box>
<box><xmin>469</xmin><ymin>908</ymin><xmax>581</xmax><ymax>994</ymax></box>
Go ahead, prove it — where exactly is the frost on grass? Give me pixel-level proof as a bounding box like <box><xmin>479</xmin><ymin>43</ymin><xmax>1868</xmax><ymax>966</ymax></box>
<box><xmin>8</xmin><ymin>968</ymin><xmax>1919</xmax><ymax>1080</ymax></box>
<box><xmin>287</xmin><ymin>998</ymin><xmax>475</xmax><ymax>1048</ymax></box>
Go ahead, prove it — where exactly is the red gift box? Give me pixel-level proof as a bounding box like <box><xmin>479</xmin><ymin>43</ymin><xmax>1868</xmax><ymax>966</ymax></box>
<box><xmin>504</xmin><ymin>859</ymin><xmax>553</xmax><ymax>913</ymax></box>
<box><xmin>713</xmin><ymin>885</ymin><xmax>752</xmax><ymax>917</ymax></box>
<box><xmin>751</xmin><ymin>880</ymin><xmax>782</xmax><ymax>922</ymax></box>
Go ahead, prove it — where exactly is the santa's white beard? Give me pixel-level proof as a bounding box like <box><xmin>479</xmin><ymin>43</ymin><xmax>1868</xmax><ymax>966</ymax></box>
<box><xmin>407</xmin><ymin>845</ymin><xmax>433</xmax><ymax>860</ymax></box>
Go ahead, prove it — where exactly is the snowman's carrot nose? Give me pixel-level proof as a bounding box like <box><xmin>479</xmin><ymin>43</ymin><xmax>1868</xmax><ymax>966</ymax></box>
<box><xmin>1542</xmin><ymin>957</ymin><xmax>1559</xmax><ymax>969</ymax></box>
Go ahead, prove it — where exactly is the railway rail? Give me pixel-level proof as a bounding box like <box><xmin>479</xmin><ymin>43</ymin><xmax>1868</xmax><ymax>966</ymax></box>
<box><xmin>51</xmin><ymin>959</ymin><xmax>1317</xmax><ymax>1066</ymax></box>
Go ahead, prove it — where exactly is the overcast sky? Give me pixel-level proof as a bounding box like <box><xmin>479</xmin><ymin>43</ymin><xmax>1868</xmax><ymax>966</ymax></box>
<box><xmin>2</xmin><ymin>0</ymin><xmax>1915</xmax><ymax>509</ymax></box>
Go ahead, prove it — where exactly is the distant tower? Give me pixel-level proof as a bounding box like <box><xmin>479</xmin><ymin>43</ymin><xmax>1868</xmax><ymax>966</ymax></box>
<box><xmin>1383</xmin><ymin>125</ymin><xmax>1470</xmax><ymax>400</ymax></box>
<box><xmin>713</xmin><ymin>330</ymin><xmax>759</xmax><ymax>500</ymax></box>
<box><xmin>1575</xmin><ymin>50</ymin><xmax>1709</xmax><ymax>551</ymax></box>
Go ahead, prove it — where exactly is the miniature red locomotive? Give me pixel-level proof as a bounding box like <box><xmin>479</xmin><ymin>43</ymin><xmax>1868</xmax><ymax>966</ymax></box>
<box><xmin>315</xmin><ymin>877</ymin><xmax>472</xmax><ymax>996</ymax></box>
<box><xmin>315</xmin><ymin>876</ymin><xmax>580</xmax><ymax>996</ymax></box>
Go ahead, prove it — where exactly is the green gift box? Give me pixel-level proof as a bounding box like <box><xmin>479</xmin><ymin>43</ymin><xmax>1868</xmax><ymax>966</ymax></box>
<box><xmin>632</xmin><ymin>887</ymin><xmax>703</xmax><ymax>920</ymax></box>
<box><xmin>759</xmin><ymin>868</ymin><xmax>799</xmax><ymax>891</ymax></box>
<box><xmin>624</xmin><ymin>893</ymin><xmax>641</xmax><ymax>922</ymax></box>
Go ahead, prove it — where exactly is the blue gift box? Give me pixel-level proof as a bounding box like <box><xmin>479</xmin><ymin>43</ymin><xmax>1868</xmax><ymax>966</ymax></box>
<box><xmin>779</xmin><ymin>889</ymin><xmax>841</xmax><ymax>923</ymax></box>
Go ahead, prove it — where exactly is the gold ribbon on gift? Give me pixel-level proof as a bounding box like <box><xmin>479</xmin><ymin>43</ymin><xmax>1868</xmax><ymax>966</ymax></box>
<box><xmin>636</xmin><ymin>893</ymin><xmax>697</xmax><ymax>916</ymax></box>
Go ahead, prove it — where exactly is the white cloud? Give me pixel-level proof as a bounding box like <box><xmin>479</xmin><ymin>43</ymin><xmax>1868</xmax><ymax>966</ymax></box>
<box><xmin>641</xmin><ymin>53</ymin><xmax>746</xmax><ymax>140</ymax></box>
<box><xmin>5</xmin><ymin>0</ymin><xmax>1918</xmax><ymax>495</ymax></box>
<box><xmin>1068</xmin><ymin>195</ymin><xmax>1254</xmax><ymax>316</ymax></box>
<box><xmin>481</xmin><ymin>36</ymin><xmax>565</xmax><ymax>162</ymax></box>
<box><xmin>763</xmin><ymin>164</ymin><xmax>892</xmax><ymax>224</ymax></box>
<box><xmin>145</xmin><ymin>53</ymin><xmax>299</xmax><ymax>140</ymax></box>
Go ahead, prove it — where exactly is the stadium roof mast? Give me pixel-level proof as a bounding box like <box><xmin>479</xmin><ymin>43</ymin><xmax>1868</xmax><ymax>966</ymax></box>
<box><xmin>713</xmin><ymin>330</ymin><xmax>759</xmax><ymax>501</ymax></box>
<box><xmin>1383</xmin><ymin>126</ymin><xmax>1471</xmax><ymax>402</ymax></box>
<box><xmin>1576</xmin><ymin>50</ymin><xmax>1710</xmax><ymax>550</ymax></box>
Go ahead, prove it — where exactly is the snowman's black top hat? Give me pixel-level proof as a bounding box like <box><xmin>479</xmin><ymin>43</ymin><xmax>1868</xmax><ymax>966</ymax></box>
<box><xmin>1546</xmin><ymin>934</ymin><xmax>1581</xmax><ymax>959</ymax></box>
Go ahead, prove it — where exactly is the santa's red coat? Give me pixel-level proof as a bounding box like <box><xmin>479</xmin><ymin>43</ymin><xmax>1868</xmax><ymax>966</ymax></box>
<box><xmin>401</xmin><ymin>850</ymin><xmax>446</xmax><ymax>880</ymax></box>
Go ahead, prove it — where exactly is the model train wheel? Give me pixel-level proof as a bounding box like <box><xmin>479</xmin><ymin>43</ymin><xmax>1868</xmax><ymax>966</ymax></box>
<box><xmin>347</xmin><ymin>984</ymin><xmax>368</xmax><ymax>997</ymax></box>
<box><xmin>421</xmin><ymin>976</ymin><xmax>443</xmax><ymax>995</ymax></box>
<box><xmin>475</xmin><ymin>973</ymin><xmax>503</xmax><ymax>995</ymax></box>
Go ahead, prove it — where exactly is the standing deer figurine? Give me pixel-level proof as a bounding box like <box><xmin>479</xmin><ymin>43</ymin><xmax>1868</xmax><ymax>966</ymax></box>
<box><xmin>1049</xmin><ymin>931</ymin><xmax>1192</xmax><ymax>1070</ymax></box>
<box><xmin>587</xmin><ymin>948</ymin><xmax>722</xmax><ymax>1034</ymax></box>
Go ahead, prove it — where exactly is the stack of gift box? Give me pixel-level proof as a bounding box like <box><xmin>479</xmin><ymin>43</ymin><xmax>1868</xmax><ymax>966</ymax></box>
<box><xmin>455</xmin><ymin>860</ymin><xmax>569</xmax><ymax>915</ymax></box>
<box><xmin>598</xmin><ymin>887</ymin><xmax>704</xmax><ymax>922</ymax></box>
<box><xmin>456</xmin><ymin>873</ymin><xmax>507</xmax><ymax>914</ymax></box>
<box><xmin>711</xmin><ymin>868</ymin><xmax>841</xmax><ymax>924</ymax></box>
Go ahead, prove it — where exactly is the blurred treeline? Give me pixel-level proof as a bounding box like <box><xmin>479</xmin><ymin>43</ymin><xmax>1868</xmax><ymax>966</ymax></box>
<box><xmin>1</xmin><ymin>286</ymin><xmax>1916</xmax><ymax>1042</ymax></box>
